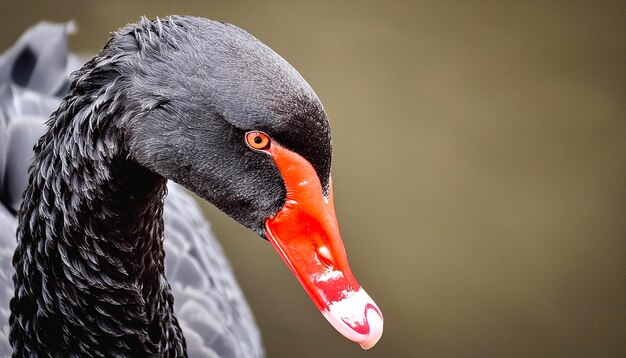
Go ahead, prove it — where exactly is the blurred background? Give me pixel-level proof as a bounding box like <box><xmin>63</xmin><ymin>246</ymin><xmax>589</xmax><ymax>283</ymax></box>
<box><xmin>2</xmin><ymin>1</ymin><xmax>624</xmax><ymax>357</ymax></box>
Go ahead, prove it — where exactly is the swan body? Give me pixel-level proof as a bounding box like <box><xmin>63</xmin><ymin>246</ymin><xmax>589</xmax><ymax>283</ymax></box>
<box><xmin>1</xmin><ymin>16</ymin><xmax>383</xmax><ymax>356</ymax></box>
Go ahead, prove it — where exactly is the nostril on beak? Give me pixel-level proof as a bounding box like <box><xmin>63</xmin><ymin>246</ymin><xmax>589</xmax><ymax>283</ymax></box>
<box><xmin>316</xmin><ymin>246</ymin><xmax>334</xmax><ymax>269</ymax></box>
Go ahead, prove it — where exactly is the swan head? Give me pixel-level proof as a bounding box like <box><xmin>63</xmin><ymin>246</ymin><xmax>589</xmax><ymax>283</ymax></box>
<box><xmin>92</xmin><ymin>16</ymin><xmax>383</xmax><ymax>349</ymax></box>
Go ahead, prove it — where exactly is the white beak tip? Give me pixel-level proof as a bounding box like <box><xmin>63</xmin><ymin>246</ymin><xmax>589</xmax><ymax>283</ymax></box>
<box><xmin>322</xmin><ymin>288</ymin><xmax>384</xmax><ymax>350</ymax></box>
<box><xmin>359</xmin><ymin>306</ymin><xmax>384</xmax><ymax>349</ymax></box>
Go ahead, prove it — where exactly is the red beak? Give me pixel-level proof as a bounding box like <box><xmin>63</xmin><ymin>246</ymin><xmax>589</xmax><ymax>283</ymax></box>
<box><xmin>262</xmin><ymin>141</ymin><xmax>383</xmax><ymax>349</ymax></box>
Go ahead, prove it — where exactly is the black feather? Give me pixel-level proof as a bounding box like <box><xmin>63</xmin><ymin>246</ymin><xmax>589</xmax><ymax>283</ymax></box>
<box><xmin>7</xmin><ymin>15</ymin><xmax>333</xmax><ymax>357</ymax></box>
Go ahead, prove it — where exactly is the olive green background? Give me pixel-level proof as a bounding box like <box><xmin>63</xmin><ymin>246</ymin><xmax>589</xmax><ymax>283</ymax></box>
<box><xmin>2</xmin><ymin>1</ymin><xmax>624</xmax><ymax>357</ymax></box>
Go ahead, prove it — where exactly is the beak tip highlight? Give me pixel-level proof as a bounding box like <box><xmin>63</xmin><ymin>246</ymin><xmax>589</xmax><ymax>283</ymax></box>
<box><xmin>322</xmin><ymin>288</ymin><xmax>384</xmax><ymax>349</ymax></box>
<box><xmin>359</xmin><ymin>307</ymin><xmax>384</xmax><ymax>349</ymax></box>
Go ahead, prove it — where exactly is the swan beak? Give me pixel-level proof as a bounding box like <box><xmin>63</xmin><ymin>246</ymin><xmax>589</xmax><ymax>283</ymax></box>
<box><xmin>263</xmin><ymin>142</ymin><xmax>384</xmax><ymax>349</ymax></box>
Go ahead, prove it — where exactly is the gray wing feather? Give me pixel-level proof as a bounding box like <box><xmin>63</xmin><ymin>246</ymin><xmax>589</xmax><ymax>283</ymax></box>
<box><xmin>0</xmin><ymin>21</ymin><xmax>74</xmax><ymax>96</ymax></box>
<box><xmin>164</xmin><ymin>183</ymin><xmax>263</xmax><ymax>358</ymax></box>
<box><xmin>0</xmin><ymin>113</ymin><xmax>51</xmax><ymax>357</ymax></box>
<box><xmin>3</xmin><ymin>115</ymin><xmax>46</xmax><ymax>212</ymax></box>
<box><xmin>0</xmin><ymin>22</ymin><xmax>264</xmax><ymax>358</ymax></box>
<box><xmin>0</xmin><ymin>205</ymin><xmax>16</xmax><ymax>356</ymax></box>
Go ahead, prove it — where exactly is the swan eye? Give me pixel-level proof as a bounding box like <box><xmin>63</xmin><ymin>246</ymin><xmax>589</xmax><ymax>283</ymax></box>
<box><xmin>245</xmin><ymin>131</ymin><xmax>271</xmax><ymax>150</ymax></box>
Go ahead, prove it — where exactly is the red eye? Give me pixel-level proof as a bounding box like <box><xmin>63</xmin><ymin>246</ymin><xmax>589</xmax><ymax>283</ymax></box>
<box><xmin>245</xmin><ymin>131</ymin><xmax>271</xmax><ymax>150</ymax></box>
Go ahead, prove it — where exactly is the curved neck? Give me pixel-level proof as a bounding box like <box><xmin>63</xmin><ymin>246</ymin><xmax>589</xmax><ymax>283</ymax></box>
<box><xmin>9</xmin><ymin>75</ymin><xmax>186</xmax><ymax>356</ymax></box>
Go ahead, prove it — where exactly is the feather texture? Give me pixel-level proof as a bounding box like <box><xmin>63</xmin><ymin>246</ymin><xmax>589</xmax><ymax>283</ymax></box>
<box><xmin>0</xmin><ymin>21</ymin><xmax>262</xmax><ymax>358</ymax></box>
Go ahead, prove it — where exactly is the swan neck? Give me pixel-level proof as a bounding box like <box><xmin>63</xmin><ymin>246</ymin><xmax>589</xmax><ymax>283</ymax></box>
<box><xmin>10</xmin><ymin>88</ymin><xmax>186</xmax><ymax>356</ymax></box>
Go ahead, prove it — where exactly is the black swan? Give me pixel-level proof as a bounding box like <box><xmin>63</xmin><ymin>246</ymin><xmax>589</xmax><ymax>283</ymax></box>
<box><xmin>0</xmin><ymin>16</ymin><xmax>383</xmax><ymax>356</ymax></box>
<box><xmin>0</xmin><ymin>22</ymin><xmax>262</xmax><ymax>357</ymax></box>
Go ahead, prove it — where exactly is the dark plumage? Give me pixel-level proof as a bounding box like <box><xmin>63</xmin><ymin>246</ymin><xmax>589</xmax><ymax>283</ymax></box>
<box><xmin>0</xmin><ymin>14</ymin><xmax>381</xmax><ymax>357</ymax></box>
<box><xmin>1</xmin><ymin>20</ymin><xmax>271</xmax><ymax>357</ymax></box>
